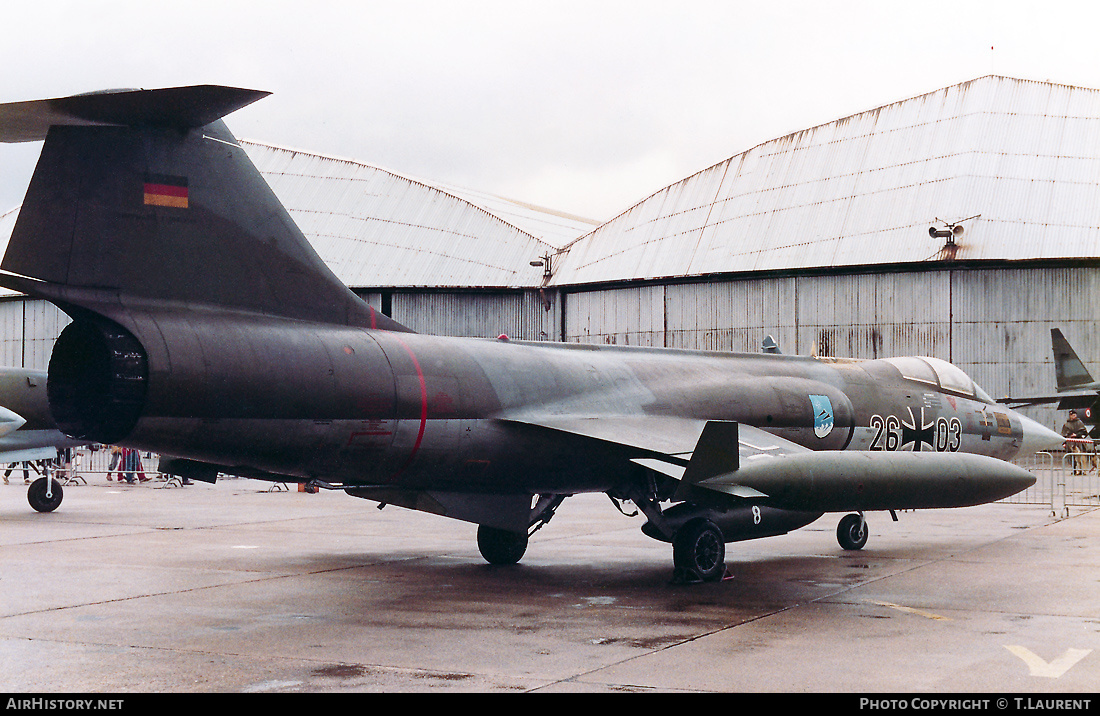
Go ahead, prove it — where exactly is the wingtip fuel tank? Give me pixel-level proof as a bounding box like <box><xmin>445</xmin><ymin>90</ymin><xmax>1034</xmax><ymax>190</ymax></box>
<box><xmin>706</xmin><ymin>450</ymin><xmax>1037</xmax><ymax>513</ymax></box>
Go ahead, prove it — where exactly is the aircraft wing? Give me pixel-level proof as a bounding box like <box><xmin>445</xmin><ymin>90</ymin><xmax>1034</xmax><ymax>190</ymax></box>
<box><xmin>0</xmin><ymin>446</ymin><xmax>59</xmax><ymax>464</ymax></box>
<box><xmin>996</xmin><ymin>394</ymin><xmax>1059</xmax><ymax>408</ymax></box>
<box><xmin>0</xmin><ymin>405</ymin><xmax>25</xmax><ymax>438</ymax></box>
<box><xmin>997</xmin><ymin>390</ymin><xmax>1098</xmax><ymax>409</ymax></box>
<box><xmin>499</xmin><ymin>415</ymin><xmax>1034</xmax><ymax>512</ymax></box>
<box><xmin>499</xmin><ymin>414</ymin><xmax>711</xmax><ymax>463</ymax></box>
<box><xmin>0</xmin><ymin>428</ymin><xmax>83</xmax><ymax>465</ymax></box>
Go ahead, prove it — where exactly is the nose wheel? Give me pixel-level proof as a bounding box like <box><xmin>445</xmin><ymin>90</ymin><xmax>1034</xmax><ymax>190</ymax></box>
<box><xmin>837</xmin><ymin>512</ymin><xmax>868</xmax><ymax>550</ymax></box>
<box><xmin>27</xmin><ymin>477</ymin><xmax>63</xmax><ymax>513</ymax></box>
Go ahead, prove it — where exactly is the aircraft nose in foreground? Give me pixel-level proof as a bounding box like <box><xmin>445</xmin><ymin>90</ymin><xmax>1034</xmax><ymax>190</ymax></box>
<box><xmin>1016</xmin><ymin>413</ymin><xmax>1066</xmax><ymax>455</ymax></box>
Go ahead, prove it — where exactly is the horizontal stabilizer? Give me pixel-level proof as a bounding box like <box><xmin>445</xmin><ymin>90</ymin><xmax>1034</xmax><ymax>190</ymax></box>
<box><xmin>0</xmin><ymin>86</ymin><xmax>269</xmax><ymax>143</ymax></box>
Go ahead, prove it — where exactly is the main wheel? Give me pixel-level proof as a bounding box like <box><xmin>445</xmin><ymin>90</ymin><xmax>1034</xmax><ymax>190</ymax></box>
<box><xmin>672</xmin><ymin>518</ymin><xmax>726</xmax><ymax>583</ymax></box>
<box><xmin>837</xmin><ymin>513</ymin><xmax>868</xmax><ymax>550</ymax></box>
<box><xmin>27</xmin><ymin>477</ymin><xmax>63</xmax><ymax>513</ymax></box>
<box><xmin>477</xmin><ymin>525</ymin><xmax>529</xmax><ymax>565</ymax></box>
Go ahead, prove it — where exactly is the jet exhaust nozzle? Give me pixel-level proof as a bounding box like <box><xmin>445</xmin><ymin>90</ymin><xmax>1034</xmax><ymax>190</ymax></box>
<box><xmin>48</xmin><ymin>318</ymin><xmax>148</xmax><ymax>444</ymax></box>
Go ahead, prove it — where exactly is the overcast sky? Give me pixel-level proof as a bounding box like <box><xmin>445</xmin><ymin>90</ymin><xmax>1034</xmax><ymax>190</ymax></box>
<box><xmin>3</xmin><ymin>1</ymin><xmax>1100</xmax><ymax>221</ymax></box>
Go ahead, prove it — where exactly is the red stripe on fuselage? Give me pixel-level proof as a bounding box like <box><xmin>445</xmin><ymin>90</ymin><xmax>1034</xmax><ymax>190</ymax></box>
<box><xmin>390</xmin><ymin>335</ymin><xmax>427</xmax><ymax>479</ymax></box>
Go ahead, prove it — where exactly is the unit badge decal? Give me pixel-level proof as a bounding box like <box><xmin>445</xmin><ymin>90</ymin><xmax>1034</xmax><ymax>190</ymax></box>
<box><xmin>809</xmin><ymin>394</ymin><xmax>834</xmax><ymax>438</ymax></box>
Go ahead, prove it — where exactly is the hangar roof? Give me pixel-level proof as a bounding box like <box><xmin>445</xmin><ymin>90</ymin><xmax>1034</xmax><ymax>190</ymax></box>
<box><xmin>241</xmin><ymin>141</ymin><xmax>598</xmax><ymax>289</ymax></box>
<box><xmin>3</xmin><ymin>76</ymin><xmax>1097</xmax><ymax>295</ymax></box>
<box><xmin>551</xmin><ymin>75</ymin><xmax>1100</xmax><ymax>286</ymax></box>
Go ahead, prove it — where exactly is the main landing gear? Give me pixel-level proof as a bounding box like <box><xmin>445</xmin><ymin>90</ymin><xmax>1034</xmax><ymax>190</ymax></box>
<box><xmin>477</xmin><ymin>525</ymin><xmax>528</xmax><ymax>565</ymax></box>
<box><xmin>672</xmin><ymin>518</ymin><xmax>726</xmax><ymax>583</ymax></box>
<box><xmin>628</xmin><ymin>489</ymin><xmax>733</xmax><ymax>584</ymax></box>
<box><xmin>27</xmin><ymin>477</ymin><xmax>63</xmax><ymax>513</ymax></box>
<box><xmin>475</xmin><ymin>494</ymin><xmax>568</xmax><ymax>566</ymax></box>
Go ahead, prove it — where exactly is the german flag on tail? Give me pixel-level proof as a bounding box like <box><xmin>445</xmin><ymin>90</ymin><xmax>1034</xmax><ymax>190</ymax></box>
<box><xmin>143</xmin><ymin>174</ymin><xmax>188</xmax><ymax>208</ymax></box>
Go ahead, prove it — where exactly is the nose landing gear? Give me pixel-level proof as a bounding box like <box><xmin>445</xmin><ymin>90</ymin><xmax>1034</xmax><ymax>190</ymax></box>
<box><xmin>837</xmin><ymin>512</ymin><xmax>868</xmax><ymax>550</ymax></box>
<box><xmin>27</xmin><ymin>477</ymin><xmax>63</xmax><ymax>513</ymax></box>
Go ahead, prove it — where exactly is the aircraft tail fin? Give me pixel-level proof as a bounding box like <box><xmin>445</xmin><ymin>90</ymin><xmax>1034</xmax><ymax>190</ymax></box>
<box><xmin>1052</xmin><ymin>328</ymin><xmax>1093</xmax><ymax>390</ymax></box>
<box><xmin>0</xmin><ymin>85</ymin><xmax>409</xmax><ymax>331</ymax></box>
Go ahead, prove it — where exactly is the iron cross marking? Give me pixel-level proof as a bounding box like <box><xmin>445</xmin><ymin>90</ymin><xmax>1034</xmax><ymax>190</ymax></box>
<box><xmin>901</xmin><ymin>406</ymin><xmax>936</xmax><ymax>451</ymax></box>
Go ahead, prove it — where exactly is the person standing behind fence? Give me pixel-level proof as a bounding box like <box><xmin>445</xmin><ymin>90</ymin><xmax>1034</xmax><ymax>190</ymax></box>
<box><xmin>132</xmin><ymin>448</ymin><xmax>149</xmax><ymax>482</ymax></box>
<box><xmin>118</xmin><ymin>447</ymin><xmax>136</xmax><ymax>484</ymax></box>
<box><xmin>3</xmin><ymin>461</ymin><xmax>39</xmax><ymax>485</ymax></box>
<box><xmin>56</xmin><ymin>447</ymin><xmax>72</xmax><ymax>482</ymax></box>
<box><xmin>1061</xmin><ymin>409</ymin><xmax>1091</xmax><ymax>475</ymax></box>
<box><xmin>121</xmin><ymin>447</ymin><xmax>149</xmax><ymax>483</ymax></box>
<box><xmin>106</xmin><ymin>445</ymin><xmax>122</xmax><ymax>481</ymax></box>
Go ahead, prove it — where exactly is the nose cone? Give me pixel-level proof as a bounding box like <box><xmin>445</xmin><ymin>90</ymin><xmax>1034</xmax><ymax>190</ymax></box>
<box><xmin>1017</xmin><ymin>412</ymin><xmax>1066</xmax><ymax>454</ymax></box>
<box><xmin>0</xmin><ymin>406</ymin><xmax>25</xmax><ymax>438</ymax></box>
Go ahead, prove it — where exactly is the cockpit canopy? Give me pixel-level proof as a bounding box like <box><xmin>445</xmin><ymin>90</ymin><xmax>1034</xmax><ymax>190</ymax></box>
<box><xmin>883</xmin><ymin>356</ymin><xmax>995</xmax><ymax>404</ymax></box>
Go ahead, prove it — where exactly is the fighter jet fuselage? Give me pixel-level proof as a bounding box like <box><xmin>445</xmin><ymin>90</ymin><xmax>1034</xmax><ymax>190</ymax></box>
<box><xmin>46</xmin><ymin>308</ymin><xmax>1042</xmax><ymax>494</ymax></box>
<box><xmin>0</xmin><ymin>85</ymin><xmax>1063</xmax><ymax>581</ymax></box>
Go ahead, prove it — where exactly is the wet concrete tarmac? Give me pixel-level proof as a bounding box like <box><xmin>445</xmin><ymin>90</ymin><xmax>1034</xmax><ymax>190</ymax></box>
<box><xmin>1</xmin><ymin>476</ymin><xmax>1098</xmax><ymax>693</ymax></box>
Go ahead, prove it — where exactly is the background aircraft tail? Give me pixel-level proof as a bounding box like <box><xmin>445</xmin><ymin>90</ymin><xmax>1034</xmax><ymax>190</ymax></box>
<box><xmin>0</xmin><ymin>85</ymin><xmax>409</xmax><ymax>331</ymax></box>
<box><xmin>1052</xmin><ymin>328</ymin><xmax>1094</xmax><ymax>390</ymax></box>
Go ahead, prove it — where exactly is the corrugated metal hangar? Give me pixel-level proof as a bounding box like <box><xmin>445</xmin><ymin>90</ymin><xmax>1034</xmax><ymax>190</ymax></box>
<box><xmin>0</xmin><ymin>75</ymin><xmax>1097</xmax><ymax>431</ymax></box>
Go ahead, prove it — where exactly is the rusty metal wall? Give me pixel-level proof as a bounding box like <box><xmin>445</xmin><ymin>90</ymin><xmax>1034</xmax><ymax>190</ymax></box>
<box><xmin>662</xmin><ymin>278</ymin><xmax>797</xmax><ymax>352</ymax></box>
<box><xmin>794</xmin><ymin>272</ymin><xmax>952</xmax><ymax>361</ymax></box>
<box><xmin>563</xmin><ymin>270</ymin><xmax>954</xmax><ymax>361</ymax></box>
<box><xmin>561</xmin><ymin>265</ymin><xmax>1098</xmax><ymax>433</ymax></box>
<box><xmin>0</xmin><ymin>298</ymin><xmax>69</xmax><ymax>370</ymax></box>
<box><xmin>563</xmin><ymin>285</ymin><xmax>665</xmax><ymax>346</ymax></box>
<box><xmin>390</xmin><ymin>290</ymin><xmax>560</xmax><ymax>341</ymax></box>
<box><xmin>952</xmin><ymin>266</ymin><xmax>1100</xmax><ymax>431</ymax></box>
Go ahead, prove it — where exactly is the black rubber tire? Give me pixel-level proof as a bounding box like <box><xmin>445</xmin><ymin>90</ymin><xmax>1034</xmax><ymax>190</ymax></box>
<box><xmin>672</xmin><ymin>518</ymin><xmax>726</xmax><ymax>582</ymax></box>
<box><xmin>837</xmin><ymin>513</ymin><xmax>868</xmax><ymax>550</ymax></box>
<box><xmin>27</xmin><ymin>477</ymin><xmax>63</xmax><ymax>513</ymax></box>
<box><xmin>477</xmin><ymin>525</ymin><xmax>529</xmax><ymax>565</ymax></box>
